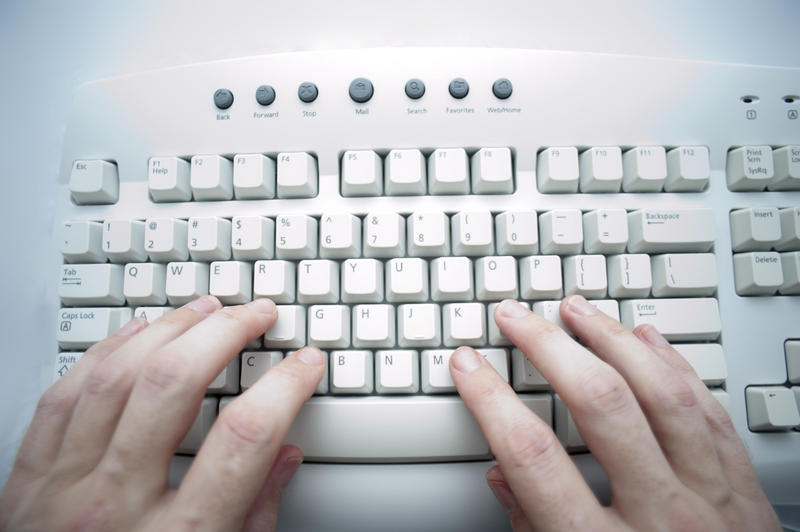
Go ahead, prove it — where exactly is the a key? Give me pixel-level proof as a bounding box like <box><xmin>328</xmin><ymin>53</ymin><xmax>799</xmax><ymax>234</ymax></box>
<box><xmin>145</xmin><ymin>218</ymin><xmax>189</xmax><ymax>262</ymax></box>
<box><xmin>579</xmin><ymin>147</ymin><xmax>623</xmax><ymax>192</ymax></box>
<box><xmin>376</xmin><ymin>350</ymin><xmax>419</xmax><ymax>394</ymax></box>
<box><xmin>787</xmin><ymin>341</ymin><xmax>800</xmax><ymax>384</ymax></box>
<box><xmin>61</xmin><ymin>221</ymin><xmax>105</xmax><ymax>263</ymax></box>
<box><xmin>451</xmin><ymin>211</ymin><xmax>494</xmax><ymax>256</ymax></box>
<box><xmin>488</xmin><ymin>302</ymin><xmax>530</xmax><ymax>346</ymax></box>
<box><xmin>263</xmin><ymin>305</ymin><xmax>306</xmax><ymax>348</ymax></box>
<box><xmin>253</xmin><ymin>260</ymin><xmax>295</xmax><ymax>303</ymax></box>
<box><xmin>563</xmin><ymin>255</ymin><xmax>607</xmax><ymax>298</ymax></box>
<box><xmin>583</xmin><ymin>209</ymin><xmax>628</xmax><ymax>254</ymax></box>
<box><xmin>209</xmin><ymin>261</ymin><xmax>253</xmax><ymax>304</ymax></box>
<box><xmin>776</xmin><ymin>207</ymin><xmax>800</xmax><ymax>251</ymax></box>
<box><xmin>511</xmin><ymin>347</ymin><xmax>549</xmax><ymax>391</ymax></box>
<box><xmin>519</xmin><ymin>255</ymin><xmax>563</xmax><ymax>299</ymax></box>
<box><xmin>471</xmin><ymin>147</ymin><xmax>513</xmax><ymax>194</ymax></box>
<box><xmin>298</xmin><ymin>260</ymin><xmax>339</xmax><ymax>303</ymax></box>
<box><xmin>233</xmin><ymin>153</ymin><xmax>276</xmax><ymax>199</ymax></box>
<box><xmin>733</xmin><ymin>252</ymin><xmax>783</xmax><ymax>296</ymax></box>
<box><xmin>148</xmin><ymin>157</ymin><xmax>191</xmax><ymax>202</ymax></box>
<box><xmin>190</xmin><ymin>155</ymin><xmax>233</xmax><ymax>200</ymax></box>
<box><xmin>745</xmin><ymin>387</ymin><xmax>800</xmax><ymax>431</ymax></box>
<box><xmin>537</xmin><ymin>147</ymin><xmax>579</xmax><ymax>193</ymax></box>
<box><xmin>385</xmin><ymin>149</ymin><xmax>426</xmax><ymax>195</ymax></box>
<box><xmin>727</xmin><ymin>146</ymin><xmax>774</xmax><ymax>191</ymax></box>
<box><xmin>308</xmin><ymin>305</ymin><xmax>350</xmax><ymax>348</ymax></box>
<box><xmin>622</xmin><ymin>146</ymin><xmax>667</xmax><ymax>192</ymax></box>
<box><xmin>176</xmin><ymin>397</ymin><xmax>218</xmax><ymax>454</ymax></box>
<box><xmin>428</xmin><ymin>148</ymin><xmax>469</xmax><ymax>194</ymax></box>
<box><xmin>231</xmin><ymin>216</ymin><xmax>275</xmax><ymax>260</ymax></box>
<box><xmin>665</xmin><ymin>146</ymin><xmax>710</xmax><ymax>192</ymax></box>
<box><xmin>781</xmin><ymin>252</ymin><xmax>800</xmax><ymax>295</ymax></box>
<box><xmin>59</xmin><ymin>263</ymin><xmax>124</xmax><ymax>306</ymax></box>
<box><xmin>539</xmin><ymin>209</ymin><xmax>583</xmax><ymax>255</ymax></box>
<box><xmin>589</xmin><ymin>300</ymin><xmax>620</xmax><ymax>321</ymax></box>
<box><xmin>165</xmin><ymin>262</ymin><xmax>209</xmax><ymax>305</ymax></box>
<box><xmin>443</xmin><ymin>303</ymin><xmax>487</xmax><ymax>347</ymax></box>
<box><xmin>133</xmin><ymin>306</ymin><xmax>175</xmax><ymax>323</ymax></box>
<box><xmin>475</xmin><ymin>256</ymin><xmax>518</xmax><ymax>300</ymax></box>
<box><xmin>240</xmin><ymin>351</ymin><xmax>284</xmax><ymax>390</ymax></box>
<box><xmin>386</xmin><ymin>258</ymin><xmax>429</xmax><ymax>302</ymax></box>
<box><xmin>421</xmin><ymin>350</ymin><xmax>457</xmax><ymax>393</ymax></box>
<box><xmin>397</xmin><ymin>304</ymin><xmax>441</xmax><ymax>347</ymax></box>
<box><xmin>620</xmin><ymin>298</ymin><xmax>721</xmax><ymax>341</ymax></box>
<box><xmin>627</xmin><ymin>208</ymin><xmax>715</xmax><ymax>253</ymax></box>
<box><xmin>208</xmin><ymin>358</ymin><xmax>240</xmax><ymax>395</ymax></box>
<box><xmin>341</xmin><ymin>259</ymin><xmax>383</xmax><ymax>303</ymax></box>
<box><xmin>353</xmin><ymin>304</ymin><xmax>395</xmax><ymax>348</ymax></box>
<box><xmin>495</xmin><ymin>211</ymin><xmax>538</xmax><ymax>255</ymax></box>
<box><xmin>277</xmin><ymin>152</ymin><xmax>318</xmax><ymax>198</ymax></box>
<box><xmin>650</xmin><ymin>253</ymin><xmax>717</xmax><ymax>297</ymax></box>
<box><xmin>69</xmin><ymin>160</ymin><xmax>118</xmax><ymax>205</ymax></box>
<box><xmin>342</xmin><ymin>150</ymin><xmax>383</xmax><ymax>196</ymax></box>
<box><xmin>363</xmin><ymin>212</ymin><xmax>406</xmax><ymax>258</ymax></box>
<box><xmin>476</xmin><ymin>349</ymin><xmax>510</xmax><ymax>382</ymax></box>
<box><xmin>123</xmin><ymin>263</ymin><xmax>167</xmax><ymax>306</ymax></box>
<box><xmin>408</xmin><ymin>212</ymin><xmax>450</xmax><ymax>256</ymax></box>
<box><xmin>330</xmin><ymin>351</ymin><xmax>374</xmax><ymax>394</ymax></box>
<box><xmin>103</xmin><ymin>220</ymin><xmax>147</xmax><ymax>263</ymax></box>
<box><xmin>770</xmin><ymin>146</ymin><xmax>800</xmax><ymax>190</ymax></box>
<box><xmin>431</xmin><ymin>257</ymin><xmax>474</xmax><ymax>301</ymax></box>
<box><xmin>730</xmin><ymin>208</ymin><xmax>782</xmax><ymax>252</ymax></box>
<box><xmin>320</xmin><ymin>213</ymin><xmax>361</xmax><ymax>258</ymax></box>
<box><xmin>606</xmin><ymin>254</ymin><xmax>652</xmax><ymax>298</ymax></box>
<box><xmin>56</xmin><ymin>307</ymin><xmax>132</xmax><ymax>349</ymax></box>
<box><xmin>188</xmin><ymin>216</ymin><xmax>231</xmax><ymax>261</ymax></box>
<box><xmin>672</xmin><ymin>344</ymin><xmax>727</xmax><ymax>386</ymax></box>
<box><xmin>275</xmin><ymin>214</ymin><xmax>318</xmax><ymax>259</ymax></box>
<box><xmin>532</xmin><ymin>300</ymin><xmax>573</xmax><ymax>336</ymax></box>
<box><xmin>54</xmin><ymin>352</ymin><xmax>84</xmax><ymax>381</ymax></box>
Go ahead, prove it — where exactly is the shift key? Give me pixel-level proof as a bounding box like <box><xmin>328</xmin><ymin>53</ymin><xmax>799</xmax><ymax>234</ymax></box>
<box><xmin>57</xmin><ymin>307</ymin><xmax>133</xmax><ymax>349</ymax></box>
<box><xmin>620</xmin><ymin>298</ymin><xmax>721</xmax><ymax>341</ymax></box>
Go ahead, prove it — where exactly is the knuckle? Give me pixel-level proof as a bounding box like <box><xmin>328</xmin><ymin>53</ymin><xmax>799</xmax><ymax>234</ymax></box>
<box><xmin>649</xmin><ymin>375</ymin><xmax>698</xmax><ymax>415</ymax></box>
<box><xmin>502</xmin><ymin>419</ymin><xmax>561</xmax><ymax>472</ymax></box>
<box><xmin>271</xmin><ymin>359</ymin><xmax>314</xmax><ymax>389</ymax></box>
<box><xmin>217</xmin><ymin>404</ymin><xmax>277</xmax><ymax>452</ymax></box>
<box><xmin>214</xmin><ymin>307</ymin><xmax>251</xmax><ymax>341</ymax></box>
<box><xmin>140</xmin><ymin>351</ymin><xmax>191</xmax><ymax>395</ymax></box>
<box><xmin>704</xmin><ymin>399</ymin><xmax>736</xmax><ymax>435</ymax></box>
<box><xmin>84</xmin><ymin>359</ymin><xmax>127</xmax><ymax>397</ymax></box>
<box><xmin>604</xmin><ymin>320</ymin><xmax>632</xmax><ymax>341</ymax></box>
<box><xmin>573</xmin><ymin>366</ymin><xmax>633</xmax><ymax>417</ymax></box>
<box><xmin>36</xmin><ymin>385</ymin><xmax>74</xmax><ymax>418</ymax></box>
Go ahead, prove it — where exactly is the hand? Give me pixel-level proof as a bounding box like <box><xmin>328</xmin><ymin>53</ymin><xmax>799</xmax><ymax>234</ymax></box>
<box><xmin>0</xmin><ymin>296</ymin><xmax>325</xmax><ymax>531</ymax></box>
<box><xmin>450</xmin><ymin>296</ymin><xmax>781</xmax><ymax>532</ymax></box>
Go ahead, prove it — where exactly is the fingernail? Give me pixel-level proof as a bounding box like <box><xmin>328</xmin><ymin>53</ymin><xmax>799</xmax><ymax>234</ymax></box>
<box><xmin>565</xmin><ymin>295</ymin><xmax>597</xmax><ymax>317</ymax></box>
<box><xmin>451</xmin><ymin>347</ymin><xmax>483</xmax><ymax>373</ymax></box>
<box><xmin>247</xmin><ymin>297</ymin><xmax>276</xmax><ymax>315</ymax></box>
<box><xmin>497</xmin><ymin>299</ymin><xmax>531</xmax><ymax>319</ymax></box>
<box><xmin>292</xmin><ymin>347</ymin><xmax>324</xmax><ymax>367</ymax></box>
<box><xmin>115</xmin><ymin>318</ymin><xmax>146</xmax><ymax>337</ymax></box>
<box><xmin>277</xmin><ymin>455</ymin><xmax>303</xmax><ymax>490</ymax></box>
<box><xmin>488</xmin><ymin>480</ymin><xmax>519</xmax><ymax>511</ymax></box>
<box><xmin>640</xmin><ymin>324</ymin><xmax>669</xmax><ymax>347</ymax></box>
<box><xmin>185</xmin><ymin>296</ymin><xmax>220</xmax><ymax>315</ymax></box>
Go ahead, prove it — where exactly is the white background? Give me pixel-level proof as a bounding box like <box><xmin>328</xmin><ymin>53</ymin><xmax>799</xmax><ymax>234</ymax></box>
<box><xmin>1</xmin><ymin>0</ymin><xmax>799</xmax><ymax>487</ymax></box>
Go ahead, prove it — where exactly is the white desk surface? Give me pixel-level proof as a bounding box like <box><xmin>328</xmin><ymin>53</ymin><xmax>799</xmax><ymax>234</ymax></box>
<box><xmin>1</xmin><ymin>0</ymin><xmax>799</xmax><ymax>488</ymax></box>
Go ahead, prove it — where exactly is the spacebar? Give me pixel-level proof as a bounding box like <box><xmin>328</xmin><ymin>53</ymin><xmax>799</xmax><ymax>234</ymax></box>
<box><xmin>284</xmin><ymin>394</ymin><xmax>552</xmax><ymax>463</ymax></box>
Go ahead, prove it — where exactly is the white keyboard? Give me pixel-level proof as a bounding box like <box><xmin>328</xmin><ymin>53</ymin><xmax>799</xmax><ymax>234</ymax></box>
<box><xmin>50</xmin><ymin>48</ymin><xmax>799</xmax><ymax>527</ymax></box>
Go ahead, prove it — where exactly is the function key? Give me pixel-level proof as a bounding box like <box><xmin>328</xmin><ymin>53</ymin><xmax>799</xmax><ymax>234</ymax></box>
<box><xmin>492</xmin><ymin>78</ymin><xmax>513</xmax><ymax>99</ymax></box>
<box><xmin>770</xmin><ymin>146</ymin><xmax>800</xmax><ymax>190</ymax></box>
<box><xmin>405</xmin><ymin>78</ymin><xmax>425</xmax><ymax>99</ymax></box>
<box><xmin>255</xmin><ymin>85</ymin><xmax>276</xmax><ymax>106</ymax></box>
<box><xmin>213</xmin><ymin>88</ymin><xmax>234</xmax><ymax>110</ymax></box>
<box><xmin>726</xmin><ymin>146</ymin><xmax>773</xmax><ymax>191</ymax></box>
<box><xmin>349</xmin><ymin>78</ymin><xmax>374</xmax><ymax>103</ymax></box>
<box><xmin>448</xmin><ymin>78</ymin><xmax>469</xmax><ymax>99</ymax></box>
<box><xmin>298</xmin><ymin>82</ymin><xmax>319</xmax><ymax>103</ymax></box>
<box><xmin>622</xmin><ymin>146</ymin><xmax>667</xmax><ymax>192</ymax></box>
<box><xmin>666</xmin><ymin>146</ymin><xmax>710</xmax><ymax>192</ymax></box>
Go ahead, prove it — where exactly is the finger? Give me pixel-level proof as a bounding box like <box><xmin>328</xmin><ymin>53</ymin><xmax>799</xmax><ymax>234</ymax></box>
<box><xmin>52</xmin><ymin>297</ymin><xmax>221</xmax><ymax>480</ymax></box>
<box><xmin>99</xmin><ymin>298</ymin><xmax>277</xmax><ymax>495</ymax></box>
<box><xmin>494</xmin><ymin>300</ymin><xmax>679</xmax><ymax>506</ymax></box>
<box><xmin>560</xmin><ymin>295</ymin><xmax>727</xmax><ymax>503</ymax></box>
<box><xmin>242</xmin><ymin>446</ymin><xmax>303</xmax><ymax>532</ymax></box>
<box><xmin>486</xmin><ymin>465</ymin><xmax>534</xmax><ymax>532</ymax></box>
<box><xmin>449</xmin><ymin>346</ymin><xmax>608</xmax><ymax>530</ymax></box>
<box><xmin>171</xmin><ymin>348</ymin><xmax>325</xmax><ymax>530</ymax></box>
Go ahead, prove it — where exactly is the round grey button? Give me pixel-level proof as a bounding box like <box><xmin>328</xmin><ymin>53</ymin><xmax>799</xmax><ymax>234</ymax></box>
<box><xmin>349</xmin><ymin>77</ymin><xmax>374</xmax><ymax>103</ymax></box>
<box><xmin>298</xmin><ymin>82</ymin><xmax>318</xmax><ymax>103</ymax></box>
<box><xmin>255</xmin><ymin>85</ymin><xmax>276</xmax><ymax>106</ymax></box>
<box><xmin>405</xmin><ymin>78</ymin><xmax>426</xmax><ymax>99</ymax></box>
<box><xmin>449</xmin><ymin>78</ymin><xmax>469</xmax><ymax>99</ymax></box>
<box><xmin>492</xmin><ymin>78</ymin><xmax>513</xmax><ymax>99</ymax></box>
<box><xmin>213</xmin><ymin>88</ymin><xmax>234</xmax><ymax>110</ymax></box>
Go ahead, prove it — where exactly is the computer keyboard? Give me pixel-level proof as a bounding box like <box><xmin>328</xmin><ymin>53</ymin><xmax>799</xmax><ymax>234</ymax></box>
<box><xmin>50</xmin><ymin>47</ymin><xmax>799</xmax><ymax>502</ymax></box>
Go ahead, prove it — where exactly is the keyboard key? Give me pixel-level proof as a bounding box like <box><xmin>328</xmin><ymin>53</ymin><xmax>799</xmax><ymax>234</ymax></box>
<box><xmin>622</xmin><ymin>146</ymin><xmax>667</xmax><ymax>192</ymax></box>
<box><xmin>209</xmin><ymin>261</ymin><xmax>252</xmax><ymax>304</ymax></box>
<box><xmin>69</xmin><ymin>160</ymin><xmax>118</xmax><ymax>205</ymax></box>
<box><xmin>619</xmin><ymin>298</ymin><xmax>721</xmax><ymax>341</ymax></box>
<box><xmin>745</xmin><ymin>386</ymin><xmax>800</xmax><ymax>431</ymax></box>
<box><xmin>606</xmin><ymin>254</ymin><xmax>652</xmax><ymax>298</ymax></box>
<box><xmin>672</xmin><ymin>344</ymin><xmax>727</xmax><ymax>386</ymax></box>
<box><xmin>240</xmin><ymin>351</ymin><xmax>283</xmax><ymax>390</ymax></box>
<box><xmin>342</xmin><ymin>258</ymin><xmax>383</xmax><ymax>303</ymax></box>
<box><xmin>776</xmin><ymin>207</ymin><xmax>800</xmax><ymax>251</ymax></box>
<box><xmin>665</xmin><ymin>146</ymin><xmax>710</xmax><ymax>192</ymax></box>
<box><xmin>475</xmin><ymin>256</ymin><xmax>518</xmax><ymax>300</ymax></box>
<box><xmin>563</xmin><ymin>255</ymin><xmax>607</xmax><ymax>298</ymax></box>
<box><xmin>61</xmin><ymin>221</ymin><xmax>105</xmax><ymax>263</ymax></box>
<box><xmin>330</xmin><ymin>351</ymin><xmax>373</xmax><ymax>394</ymax></box>
<box><xmin>769</xmin><ymin>146</ymin><xmax>800</xmax><ymax>190</ymax></box>
<box><xmin>253</xmin><ymin>260</ymin><xmax>295</xmax><ymax>303</ymax></box>
<box><xmin>54</xmin><ymin>352</ymin><xmax>84</xmax><ymax>381</ymax></box>
<box><xmin>730</xmin><ymin>208</ymin><xmax>781</xmax><ymax>252</ymax></box>
<box><xmin>385</xmin><ymin>149</ymin><xmax>426</xmax><ymax>195</ymax></box>
<box><xmin>190</xmin><ymin>155</ymin><xmax>233</xmax><ymax>200</ymax></box>
<box><xmin>308</xmin><ymin>305</ymin><xmax>350</xmax><ymax>348</ymax></box>
<box><xmin>232</xmin><ymin>216</ymin><xmax>275</xmax><ymax>260</ymax></box>
<box><xmin>780</xmin><ymin>252</ymin><xmax>800</xmax><ymax>295</ymax></box>
<box><xmin>589</xmin><ymin>299</ymin><xmax>620</xmax><ymax>321</ymax></box>
<box><xmin>533</xmin><ymin>300</ymin><xmax>573</xmax><ymax>336</ymax></box>
<box><xmin>148</xmin><ymin>157</ymin><xmax>191</xmax><ymax>202</ymax></box>
<box><xmin>431</xmin><ymin>257</ymin><xmax>474</xmax><ymax>301</ymax></box>
<box><xmin>277</xmin><ymin>152</ymin><xmax>318</xmax><ymax>198</ymax></box>
<box><xmin>102</xmin><ymin>220</ymin><xmax>147</xmax><ymax>263</ymax></box>
<box><xmin>145</xmin><ymin>218</ymin><xmax>189</xmax><ymax>262</ymax></box>
<box><xmin>537</xmin><ymin>147</ymin><xmax>579</xmax><ymax>193</ymax></box>
<box><xmin>579</xmin><ymin>147</ymin><xmax>623</xmax><ymax>192</ymax></box>
<box><xmin>451</xmin><ymin>211</ymin><xmax>494</xmax><ymax>256</ymax></box>
<box><xmin>376</xmin><ymin>350</ymin><xmax>419</xmax><ymax>394</ymax></box>
<box><xmin>320</xmin><ymin>213</ymin><xmax>361</xmax><ymax>258</ymax></box>
<box><xmin>733</xmin><ymin>252</ymin><xmax>783</xmax><ymax>296</ymax></box>
<box><xmin>554</xmin><ymin>395</ymin><xmax>586</xmax><ymax>452</ymax></box>
<box><xmin>123</xmin><ymin>263</ymin><xmax>167</xmax><ymax>306</ymax></box>
<box><xmin>443</xmin><ymin>303</ymin><xmax>487</xmax><ymax>347</ymax></box>
<box><xmin>397</xmin><ymin>304</ymin><xmax>441</xmax><ymax>347</ymax></box>
<box><xmin>428</xmin><ymin>148</ymin><xmax>469</xmax><ymax>194</ymax></box>
<box><xmin>233</xmin><ymin>153</ymin><xmax>276</xmax><ymax>199</ymax></box>
<box><xmin>363</xmin><ymin>212</ymin><xmax>405</xmax><ymax>258</ymax></box>
<box><xmin>386</xmin><ymin>258</ymin><xmax>429</xmax><ymax>302</ymax></box>
<box><xmin>787</xmin><ymin>341</ymin><xmax>800</xmax><ymax>384</ymax></box>
<box><xmin>264</xmin><ymin>305</ymin><xmax>306</xmax><ymax>348</ymax></box>
<box><xmin>177</xmin><ymin>397</ymin><xmax>217</xmax><ymax>454</ymax></box>
<box><xmin>342</xmin><ymin>150</ymin><xmax>382</xmax><ymax>196</ymax></box>
<box><xmin>539</xmin><ymin>209</ymin><xmax>583</xmax><ymax>255</ymax></box>
<box><xmin>275</xmin><ymin>214</ymin><xmax>317</xmax><ymax>259</ymax></box>
<box><xmin>298</xmin><ymin>260</ymin><xmax>339</xmax><ymax>304</ymax></box>
<box><xmin>519</xmin><ymin>255</ymin><xmax>563</xmax><ymax>299</ymax></box>
<box><xmin>188</xmin><ymin>216</ymin><xmax>231</xmax><ymax>261</ymax></box>
<box><xmin>56</xmin><ymin>307</ymin><xmax>133</xmax><ymax>349</ymax></box>
<box><xmin>488</xmin><ymin>302</ymin><xmax>530</xmax><ymax>346</ymax></box>
<box><xmin>208</xmin><ymin>358</ymin><xmax>240</xmax><ymax>395</ymax></box>
<box><xmin>408</xmin><ymin>212</ymin><xmax>450</xmax><ymax>257</ymax></box>
<box><xmin>511</xmin><ymin>347</ymin><xmax>549</xmax><ymax>391</ymax></box>
<box><xmin>59</xmin><ymin>264</ymin><xmax>125</xmax><ymax>306</ymax></box>
<box><xmin>650</xmin><ymin>253</ymin><xmax>717</xmax><ymax>297</ymax></box>
<box><xmin>471</xmin><ymin>147</ymin><xmax>513</xmax><ymax>194</ymax></box>
<box><xmin>495</xmin><ymin>211</ymin><xmax>538</xmax><ymax>255</ymax></box>
<box><xmin>165</xmin><ymin>262</ymin><xmax>209</xmax><ymax>305</ymax></box>
<box><xmin>583</xmin><ymin>209</ymin><xmax>628</xmax><ymax>254</ymax></box>
<box><xmin>727</xmin><ymin>146</ymin><xmax>774</xmax><ymax>191</ymax></box>
<box><xmin>627</xmin><ymin>208</ymin><xmax>715</xmax><ymax>253</ymax></box>
<box><xmin>476</xmin><ymin>348</ymin><xmax>510</xmax><ymax>382</ymax></box>
<box><xmin>353</xmin><ymin>304</ymin><xmax>395</xmax><ymax>348</ymax></box>
<box><xmin>133</xmin><ymin>306</ymin><xmax>174</xmax><ymax>323</ymax></box>
<box><xmin>421</xmin><ymin>350</ymin><xmax>457</xmax><ymax>393</ymax></box>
